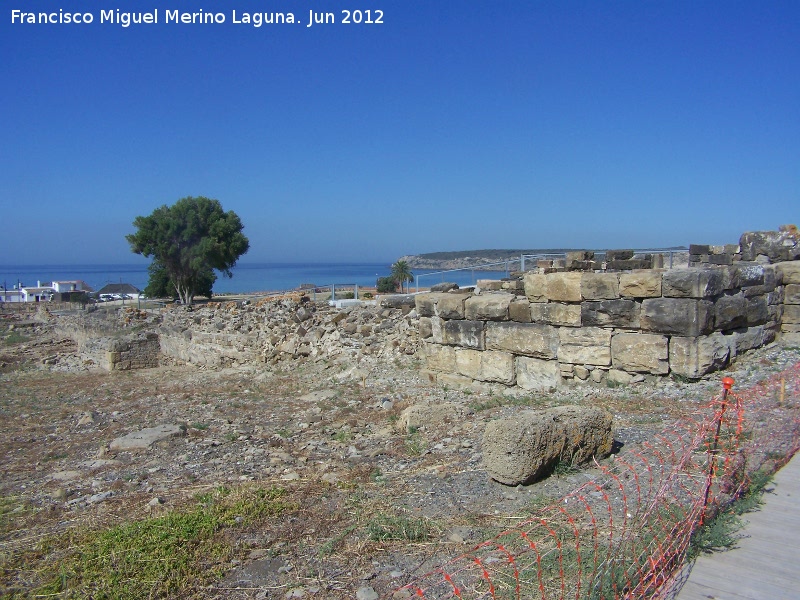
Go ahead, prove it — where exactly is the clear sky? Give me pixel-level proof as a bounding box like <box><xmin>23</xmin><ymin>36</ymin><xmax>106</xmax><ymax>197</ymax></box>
<box><xmin>1</xmin><ymin>1</ymin><xmax>798</xmax><ymax>265</ymax></box>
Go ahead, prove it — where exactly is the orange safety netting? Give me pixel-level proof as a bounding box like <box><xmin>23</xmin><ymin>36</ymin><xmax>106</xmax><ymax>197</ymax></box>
<box><xmin>397</xmin><ymin>362</ymin><xmax>800</xmax><ymax>599</ymax></box>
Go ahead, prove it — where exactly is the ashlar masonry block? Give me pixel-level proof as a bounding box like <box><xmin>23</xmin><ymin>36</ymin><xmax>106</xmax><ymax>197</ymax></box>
<box><xmin>619</xmin><ymin>271</ymin><xmax>662</xmax><ymax>298</ymax></box>
<box><xmin>530</xmin><ymin>302</ymin><xmax>582</xmax><ymax>327</ymax></box>
<box><xmin>641</xmin><ymin>298</ymin><xmax>714</xmax><ymax>336</ymax></box>
<box><xmin>464</xmin><ymin>293</ymin><xmax>513</xmax><ymax>321</ymax></box>
<box><xmin>437</xmin><ymin>294</ymin><xmax>468</xmax><ymax>319</ymax></box>
<box><xmin>546</xmin><ymin>272</ymin><xmax>583</xmax><ymax>302</ymax></box>
<box><xmin>611</xmin><ymin>333</ymin><xmax>668</xmax><ymax>374</ymax></box>
<box><xmin>485</xmin><ymin>322</ymin><xmax>559</xmax><ymax>359</ymax></box>
<box><xmin>524</xmin><ymin>273</ymin><xmax>548</xmax><ymax>302</ymax></box>
<box><xmin>775</xmin><ymin>261</ymin><xmax>800</xmax><ymax>285</ymax></box>
<box><xmin>414</xmin><ymin>293</ymin><xmax>446</xmax><ymax>317</ymax></box>
<box><xmin>516</xmin><ymin>357</ymin><xmax>561</xmax><ymax>390</ymax></box>
<box><xmin>714</xmin><ymin>293</ymin><xmax>748</xmax><ymax>331</ymax></box>
<box><xmin>669</xmin><ymin>333</ymin><xmax>731</xmax><ymax>379</ymax></box>
<box><xmin>423</xmin><ymin>342</ymin><xmax>456</xmax><ymax>372</ymax></box>
<box><xmin>557</xmin><ymin>327</ymin><xmax>612</xmax><ymax>366</ymax></box>
<box><xmin>662</xmin><ymin>268</ymin><xmax>724</xmax><ymax>299</ymax></box>
<box><xmin>509</xmin><ymin>298</ymin><xmax>533</xmax><ymax>323</ymax></box>
<box><xmin>443</xmin><ymin>319</ymin><xmax>484</xmax><ymax>349</ymax></box>
<box><xmin>455</xmin><ymin>349</ymin><xmax>516</xmax><ymax>385</ymax></box>
<box><xmin>581</xmin><ymin>299</ymin><xmax>640</xmax><ymax>328</ymax></box>
<box><xmin>581</xmin><ymin>272</ymin><xmax>620</xmax><ymax>300</ymax></box>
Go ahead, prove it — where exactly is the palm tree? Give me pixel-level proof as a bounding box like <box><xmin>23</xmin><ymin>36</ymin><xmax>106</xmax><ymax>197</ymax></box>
<box><xmin>390</xmin><ymin>260</ymin><xmax>413</xmax><ymax>293</ymax></box>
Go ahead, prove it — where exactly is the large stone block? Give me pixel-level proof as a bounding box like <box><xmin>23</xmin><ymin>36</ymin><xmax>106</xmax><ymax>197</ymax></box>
<box><xmin>515</xmin><ymin>357</ymin><xmax>561</xmax><ymax>391</ymax></box>
<box><xmin>557</xmin><ymin>327</ymin><xmax>612</xmax><ymax>366</ymax></box>
<box><xmin>418</xmin><ymin>317</ymin><xmax>432</xmax><ymax>339</ymax></box>
<box><xmin>730</xmin><ymin>326</ymin><xmax>764</xmax><ymax>356</ymax></box>
<box><xmin>443</xmin><ymin>320</ymin><xmax>484</xmax><ymax>349</ymax></box>
<box><xmin>775</xmin><ymin>261</ymin><xmax>800</xmax><ymax>285</ymax></box>
<box><xmin>581</xmin><ymin>299</ymin><xmax>640</xmax><ymax>328</ymax></box>
<box><xmin>611</xmin><ymin>333</ymin><xmax>668</xmax><ymax>374</ymax></box>
<box><xmin>714</xmin><ymin>292</ymin><xmax>748</xmax><ymax>331</ymax></box>
<box><xmin>546</xmin><ymin>272</ymin><xmax>583</xmax><ymax>302</ymax></box>
<box><xmin>734</xmin><ymin>263</ymin><xmax>765</xmax><ymax>287</ymax></box>
<box><xmin>746</xmin><ymin>296</ymin><xmax>769</xmax><ymax>326</ymax></box>
<box><xmin>641</xmin><ymin>298</ymin><xmax>714</xmax><ymax>336</ymax></box>
<box><xmin>509</xmin><ymin>298</ymin><xmax>532</xmax><ymax>323</ymax></box>
<box><xmin>530</xmin><ymin>302</ymin><xmax>582</xmax><ymax>327</ymax></box>
<box><xmin>786</xmin><ymin>284</ymin><xmax>800</xmax><ymax>305</ymax></box>
<box><xmin>581</xmin><ymin>273</ymin><xmax>620</xmax><ymax>300</ymax></box>
<box><xmin>482</xmin><ymin>407</ymin><xmax>613</xmax><ymax>485</ymax></box>
<box><xmin>423</xmin><ymin>342</ymin><xmax>457</xmax><ymax>372</ymax></box>
<box><xmin>485</xmin><ymin>322</ymin><xmax>559</xmax><ymax>359</ymax></box>
<box><xmin>430</xmin><ymin>316</ymin><xmax>444</xmax><ymax>344</ymax></box>
<box><xmin>437</xmin><ymin>294</ymin><xmax>468</xmax><ymax>319</ymax></box>
<box><xmin>524</xmin><ymin>273</ymin><xmax>548</xmax><ymax>302</ymax></box>
<box><xmin>669</xmin><ymin>334</ymin><xmax>731</xmax><ymax>379</ymax></box>
<box><xmin>455</xmin><ymin>349</ymin><xmax>515</xmax><ymax>384</ymax></box>
<box><xmin>662</xmin><ymin>268</ymin><xmax>724</xmax><ymax>298</ymax></box>
<box><xmin>415</xmin><ymin>293</ymin><xmax>446</xmax><ymax>317</ymax></box>
<box><xmin>783</xmin><ymin>304</ymin><xmax>800</xmax><ymax>324</ymax></box>
<box><xmin>740</xmin><ymin>231</ymin><xmax>800</xmax><ymax>262</ymax></box>
<box><xmin>619</xmin><ymin>271</ymin><xmax>662</xmax><ymax>298</ymax></box>
<box><xmin>464</xmin><ymin>293</ymin><xmax>513</xmax><ymax>321</ymax></box>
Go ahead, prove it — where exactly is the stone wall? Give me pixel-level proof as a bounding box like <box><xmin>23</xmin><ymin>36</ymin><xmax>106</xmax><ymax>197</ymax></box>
<box><xmin>779</xmin><ymin>262</ymin><xmax>800</xmax><ymax>343</ymax></box>
<box><xmin>103</xmin><ymin>333</ymin><xmax>161</xmax><ymax>370</ymax></box>
<box><xmin>417</xmin><ymin>259</ymin><xmax>797</xmax><ymax>390</ymax></box>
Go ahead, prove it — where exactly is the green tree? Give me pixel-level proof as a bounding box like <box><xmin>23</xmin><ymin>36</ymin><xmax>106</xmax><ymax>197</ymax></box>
<box><xmin>144</xmin><ymin>260</ymin><xmax>215</xmax><ymax>300</ymax></box>
<box><xmin>127</xmin><ymin>197</ymin><xmax>249</xmax><ymax>305</ymax></box>
<box><xmin>376</xmin><ymin>276</ymin><xmax>396</xmax><ymax>293</ymax></box>
<box><xmin>390</xmin><ymin>260</ymin><xmax>413</xmax><ymax>293</ymax></box>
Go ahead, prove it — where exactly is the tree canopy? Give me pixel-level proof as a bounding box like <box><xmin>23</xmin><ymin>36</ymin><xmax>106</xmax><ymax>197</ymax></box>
<box><xmin>390</xmin><ymin>260</ymin><xmax>413</xmax><ymax>293</ymax></box>
<box><xmin>127</xmin><ymin>196</ymin><xmax>249</xmax><ymax>305</ymax></box>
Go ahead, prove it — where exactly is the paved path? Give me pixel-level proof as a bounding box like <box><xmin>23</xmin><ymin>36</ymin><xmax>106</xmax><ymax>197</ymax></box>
<box><xmin>673</xmin><ymin>452</ymin><xmax>800</xmax><ymax>600</ymax></box>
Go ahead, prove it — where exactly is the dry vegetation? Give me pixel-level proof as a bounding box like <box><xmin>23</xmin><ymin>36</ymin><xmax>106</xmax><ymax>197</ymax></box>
<box><xmin>1</xmin><ymin>310</ymin><xmax>799</xmax><ymax>598</ymax></box>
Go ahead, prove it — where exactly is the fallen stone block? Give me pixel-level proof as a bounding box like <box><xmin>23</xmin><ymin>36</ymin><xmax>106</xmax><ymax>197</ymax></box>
<box><xmin>482</xmin><ymin>406</ymin><xmax>613</xmax><ymax>485</ymax></box>
<box><xmin>109</xmin><ymin>424</ymin><xmax>186</xmax><ymax>452</ymax></box>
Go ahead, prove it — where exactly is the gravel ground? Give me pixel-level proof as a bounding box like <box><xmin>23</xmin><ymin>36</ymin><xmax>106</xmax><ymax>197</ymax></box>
<box><xmin>1</xmin><ymin>308</ymin><xmax>799</xmax><ymax>599</ymax></box>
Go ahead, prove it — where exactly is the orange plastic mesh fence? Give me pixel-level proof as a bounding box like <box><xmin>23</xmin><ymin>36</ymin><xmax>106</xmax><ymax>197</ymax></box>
<box><xmin>397</xmin><ymin>362</ymin><xmax>800</xmax><ymax>600</ymax></box>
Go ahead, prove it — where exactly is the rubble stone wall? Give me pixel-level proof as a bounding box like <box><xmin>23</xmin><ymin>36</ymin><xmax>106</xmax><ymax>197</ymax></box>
<box><xmin>418</xmin><ymin>259</ymin><xmax>798</xmax><ymax>390</ymax></box>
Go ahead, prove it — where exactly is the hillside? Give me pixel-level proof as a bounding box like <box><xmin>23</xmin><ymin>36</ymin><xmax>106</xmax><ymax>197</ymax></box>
<box><xmin>398</xmin><ymin>247</ymin><xmax>686</xmax><ymax>270</ymax></box>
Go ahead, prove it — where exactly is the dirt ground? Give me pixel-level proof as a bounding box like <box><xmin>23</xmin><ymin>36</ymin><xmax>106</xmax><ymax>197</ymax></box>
<box><xmin>1</xmin><ymin>310</ymin><xmax>799</xmax><ymax>599</ymax></box>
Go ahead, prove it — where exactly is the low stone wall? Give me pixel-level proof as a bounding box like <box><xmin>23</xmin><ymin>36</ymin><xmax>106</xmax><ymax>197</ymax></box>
<box><xmin>418</xmin><ymin>260</ymin><xmax>796</xmax><ymax>390</ymax></box>
<box><xmin>103</xmin><ymin>333</ymin><xmax>161</xmax><ymax>370</ymax></box>
<box><xmin>780</xmin><ymin>262</ymin><xmax>800</xmax><ymax>343</ymax></box>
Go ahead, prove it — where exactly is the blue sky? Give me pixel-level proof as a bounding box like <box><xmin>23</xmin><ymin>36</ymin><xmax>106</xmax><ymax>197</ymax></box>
<box><xmin>1</xmin><ymin>1</ymin><xmax>798</xmax><ymax>265</ymax></box>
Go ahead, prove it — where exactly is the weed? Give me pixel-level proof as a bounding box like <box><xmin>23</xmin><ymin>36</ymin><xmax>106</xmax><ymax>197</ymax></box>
<box><xmin>275</xmin><ymin>428</ymin><xmax>292</xmax><ymax>438</ymax></box>
<box><xmin>405</xmin><ymin>429</ymin><xmax>426</xmax><ymax>456</ymax></box>
<box><xmin>332</xmin><ymin>430</ymin><xmax>352</xmax><ymax>443</ymax></box>
<box><xmin>552</xmin><ymin>455</ymin><xmax>580</xmax><ymax>477</ymax></box>
<box><xmin>33</xmin><ymin>486</ymin><xmax>295</xmax><ymax>598</ymax></box>
<box><xmin>319</xmin><ymin>524</ymin><xmax>359</xmax><ymax>555</ymax></box>
<box><xmin>687</xmin><ymin>470</ymin><xmax>773</xmax><ymax>560</ymax></box>
<box><xmin>1</xmin><ymin>331</ymin><xmax>29</xmax><ymax>345</ymax></box>
<box><xmin>366</xmin><ymin>514</ymin><xmax>435</xmax><ymax>542</ymax></box>
<box><xmin>191</xmin><ymin>422</ymin><xmax>210</xmax><ymax>430</ymax></box>
<box><xmin>224</xmin><ymin>432</ymin><xmax>239</xmax><ymax>443</ymax></box>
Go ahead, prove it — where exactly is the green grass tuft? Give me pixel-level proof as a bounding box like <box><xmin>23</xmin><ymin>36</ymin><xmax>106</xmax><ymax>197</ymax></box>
<box><xmin>32</xmin><ymin>486</ymin><xmax>294</xmax><ymax>598</ymax></box>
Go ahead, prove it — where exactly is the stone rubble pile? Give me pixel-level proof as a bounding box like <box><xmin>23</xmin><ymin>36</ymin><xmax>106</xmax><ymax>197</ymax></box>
<box><xmin>158</xmin><ymin>296</ymin><xmax>420</xmax><ymax>368</ymax></box>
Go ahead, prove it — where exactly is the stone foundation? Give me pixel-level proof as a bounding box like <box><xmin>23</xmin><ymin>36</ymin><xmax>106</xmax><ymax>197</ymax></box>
<box><xmin>418</xmin><ymin>249</ymin><xmax>798</xmax><ymax>388</ymax></box>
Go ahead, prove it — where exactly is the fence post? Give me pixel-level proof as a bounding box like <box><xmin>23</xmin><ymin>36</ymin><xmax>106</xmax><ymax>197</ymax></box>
<box><xmin>702</xmin><ymin>376</ymin><xmax>735</xmax><ymax>521</ymax></box>
<box><xmin>521</xmin><ymin>254</ymin><xmax>525</xmax><ymax>272</ymax></box>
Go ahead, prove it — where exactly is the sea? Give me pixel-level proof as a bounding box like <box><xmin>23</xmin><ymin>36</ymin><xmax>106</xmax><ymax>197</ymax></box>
<box><xmin>0</xmin><ymin>263</ymin><xmax>511</xmax><ymax>295</ymax></box>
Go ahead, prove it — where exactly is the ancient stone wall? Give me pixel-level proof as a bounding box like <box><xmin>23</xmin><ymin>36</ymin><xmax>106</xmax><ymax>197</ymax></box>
<box><xmin>102</xmin><ymin>333</ymin><xmax>161</xmax><ymax>370</ymax></box>
<box><xmin>779</xmin><ymin>261</ymin><xmax>800</xmax><ymax>343</ymax></box>
<box><xmin>418</xmin><ymin>258</ymin><xmax>796</xmax><ymax>390</ymax></box>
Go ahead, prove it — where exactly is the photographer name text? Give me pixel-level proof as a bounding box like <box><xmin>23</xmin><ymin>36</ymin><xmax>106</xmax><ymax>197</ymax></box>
<box><xmin>10</xmin><ymin>8</ymin><xmax>384</xmax><ymax>27</ymax></box>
